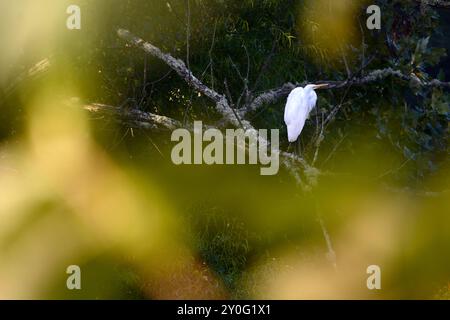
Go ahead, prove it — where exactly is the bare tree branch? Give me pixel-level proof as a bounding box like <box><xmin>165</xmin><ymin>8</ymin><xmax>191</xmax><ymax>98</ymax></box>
<box><xmin>1</xmin><ymin>58</ymin><xmax>51</xmax><ymax>103</ymax></box>
<box><xmin>242</xmin><ymin>82</ymin><xmax>297</xmax><ymax>117</ymax></box>
<box><xmin>244</xmin><ymin>68</ymin><xmax>450</xmax><ymax>115</ymax></box>
<box><xmin>81</xmin><ymin>101</ymin><xmax>182</xmax><ymax>131</ymax></box>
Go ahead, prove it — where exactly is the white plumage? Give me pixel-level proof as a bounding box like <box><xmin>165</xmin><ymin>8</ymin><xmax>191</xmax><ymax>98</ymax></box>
<box><xmin>284</xmin><ymin>84</ymin><xmax>326</xmax><ymax>142</ymax></box>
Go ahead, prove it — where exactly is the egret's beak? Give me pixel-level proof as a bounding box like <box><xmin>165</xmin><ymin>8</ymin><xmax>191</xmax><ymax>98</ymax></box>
<box><xmin>312</xmin><ymin>83</ymin><xmax>329</xmax><ymax>90</ymax></box>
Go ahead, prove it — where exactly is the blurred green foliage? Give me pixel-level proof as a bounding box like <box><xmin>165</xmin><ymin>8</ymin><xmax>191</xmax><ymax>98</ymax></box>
<box><xmin>0</xmin><ymin>0</ymin><xmax>449</xmax><ymax>299</ymax></box>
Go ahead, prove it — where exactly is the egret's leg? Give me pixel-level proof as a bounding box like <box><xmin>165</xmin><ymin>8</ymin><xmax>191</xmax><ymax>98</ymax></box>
<box><xmin>295</xmin><ymin>139</ymin><xmax>302</xmax><ymax>155</ymax></box>
<box><xmin>287</xmin><ymin>143</ymin><xmax>293</xmax><ymax>153</ymax></box>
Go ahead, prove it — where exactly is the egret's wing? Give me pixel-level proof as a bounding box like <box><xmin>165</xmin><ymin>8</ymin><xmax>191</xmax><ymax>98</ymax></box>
<box><xmin>284</xmin><ymin>87</ymin><xmax>304</xmax><ymax>125</ymax></box>
<box><xmin>284</xmin><ymin>87</ymin><xmax>309</xmax><ymax>142</ymax></box>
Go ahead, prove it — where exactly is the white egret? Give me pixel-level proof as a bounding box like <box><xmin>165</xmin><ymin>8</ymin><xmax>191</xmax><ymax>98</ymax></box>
<box><xmin>284</xmin><ymin>84</ymin><xmax>328</xmax><ymax>142</ymax></box>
